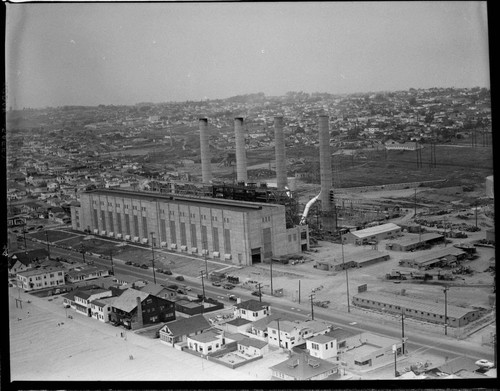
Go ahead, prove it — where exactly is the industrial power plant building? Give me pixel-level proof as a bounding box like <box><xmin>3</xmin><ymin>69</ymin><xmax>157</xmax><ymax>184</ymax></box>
<box><xmin>71</xmin><ymin>189</ymin><xmax>309</xmax><ymax>266</ymax></box>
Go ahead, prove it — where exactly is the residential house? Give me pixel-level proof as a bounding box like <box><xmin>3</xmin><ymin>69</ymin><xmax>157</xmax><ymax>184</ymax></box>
<box><xmin>9</xmin><ymin>248</ymin><xmax>49</xmax><ymax>274</ymax></box>
<box><xmin>139</xmin><ymin>283</ymin><xmax>177</xmax><ymax>301</ymax></box>
<box><xmin>187</xmin><ymin>329</ymin><xmax>225</xmax><ymax>355</ymax></box>
<box><xmin>65</xmin><ymin>265</ymin><xmax>111</xmax><ymax>283</ymax></box>
<box><xmin>270</xmin><ymin>352</ymin><xmax>339</xmax><ymax>381</ymax></box>
<box><xmin>74</xmin><ymin>287</ymin><xmax>113</xmax><ymax>317</ymax></box>
<box><xmin>158</xmin><ymin>314</ymin><xmax>211</xmax><ymax>346</ymax></box>
<box><xmin>90</xmin><ymin>296</ymin><xmax>117</xmax><ymax>323</ymax></box>
<box><xmin>247</xmin><ymin>313</ymin><xmax>294</xmax><ymax>341</ymax></box>
<box><xmin>267</xmin><ymin>319</ymin><xmax>331</xmax><ymax>350</ymax></box>
<box><xmin>233</xmin><ymin>299</ymin><xmax>271</xmax><ymax>322</ymax></box>
<box><xmin>220</xmin><ymin>317</ymin><xmax>253</xmax><ymax>334</ymax></box>
<box><xmin>16</xmin><ymin>266</ymin><xmax>65</xmax><ymax>291</ymax></box>
<box><xmin>306</xmin><ymin>334</ymin><xmax>338</xmax><ymax>360</ymax></box>
<box><xmin>109</xmin><ymin>288</ymin><xmax>176</xmax><ymax>330</ymax></box>
<box><xmin>237</xmin><ymin>337</ymin><xmax>269</xmax><ymax>357</ymax></box>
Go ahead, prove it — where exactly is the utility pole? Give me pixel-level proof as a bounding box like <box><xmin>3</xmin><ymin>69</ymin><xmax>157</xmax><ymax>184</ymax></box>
<box><xmin>22</xmin><ymin>227</ymin><xmax>27</xmax><ymax>250</ymax></box>
<box><xmin>298</xmin><ymin>280</ymin><xmax>301</xmax><ymax>304</ymax></box>
<box><xmin>310</xmin><ymin>293</ymin><xmax>315</xmax><ymax>320</ymax></box>
<box><xmin>401</xmin><ymin>308</ymin><xmax>406</xmax><ymax>354</ymax></box>
<box><xmin>150</xmin><ymin>232</ymin><xmax>156</xmax><ymax>284</ymax></box>
<box><xmin>393</xmin><ymin>344</ymin><xmax>398</xmax><ymax>377</ymax></box>
<box><xmin>414</xmin><ymin>188</ymin><xmax>417</xmax><ymax>217</ymax></box>
<box><xmin>257</xmin><ymin>283</ymin><xmax>263</xmax><ymax>303</ymax></box>
<box><xmin>276</xmin><ymin>318</ymin><xmax>281</xmax><ymax>349</ymax></box>
<box><xmin>475</xmin><ymin>203</ymin><xmax>478</xmax><ymax>228</ymax></box>
<box><xmin>443</xmin><ymin>286</ymin><xmax>449</xmax><ymax>336</ymax></box>
<box><xmin>109</xmin><ymin>249</ymin><xmax>114</xmax><ymax>275</ymax></box>
<box><xmin>200</xmin><ymin>270</ymin><xmax>206</xmax><ymax>300</ymax></box>
<box><xmin>341</xmin><ymin>233</ymin><xmax>350</xmax><ymax>313</ymax></box>
<box><xmin>270</xmin><ymin>259</ymin><xmax>273</xmax><ymax>296</ymax></box>
<box><xmin>45</xmin><ymin>230</ymin><xmax>50</xmax><ymax>259</ymax></box>
<box><xmin>203</xmin><ymin>240</ymin><xmax>209</xmax><ymax>279</ymax></box>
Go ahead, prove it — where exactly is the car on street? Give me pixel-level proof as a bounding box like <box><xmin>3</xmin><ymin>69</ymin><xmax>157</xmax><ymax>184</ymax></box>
<box><xmin>140</xmin><ymin>264</ymin><xmax>149</xmax><ymax>269</ymax></box>
<box><xmin>251</xmin><ymin>291</ymin><xmax>262</xmax><ymax>297</ymax></box>
<box><xmin>132</xmin><ymin>262</ymin><xmax>141</xmax><ymax>267</ymax></box>
<box><xmin>228</xmin><ymin>295</ymin><xmax>237</xmax><ymax>302</ymax></box>
<box><xmin>475</xmin><ymin>359</ymin><xmax>494</xmax><ymax>369</ymax></box>
<box><xmin>212</xmin><ymin>281</ymin><xmax>221</xmax><ymax>287</ymax></box>
<box><xmin>183</xmin><ymin>285</ymin><xmax>192</xmax><ymax>291</ymax></box>
<box><xmin>223</xmin><ymin>284</ymin><xmax>235</xmax><ymax>290</ymax></box>
<box><xmin>175</xmin><ymin>275</ymin><xmax>184</xmax><ymax>281</ymax></box>
<box><xmin>163</xmin><ymin>269</ymin><xmax>172</xmax><ymax>275</ymax></box>
<box><xmin>125</xmin><ymin>261</ymin><xmax>133</xmax><ymax>265</ymax></box>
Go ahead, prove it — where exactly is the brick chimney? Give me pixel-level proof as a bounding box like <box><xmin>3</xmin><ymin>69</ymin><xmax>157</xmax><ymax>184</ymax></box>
<box><xmin>135</xmin><ymin>296</ymin><xmax>143</xmax><ymax>329</ymax></box>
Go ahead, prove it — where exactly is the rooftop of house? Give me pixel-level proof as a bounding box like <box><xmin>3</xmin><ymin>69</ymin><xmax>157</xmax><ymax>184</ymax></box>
<box><xmin>110</xmin><ymin>288</ymin><xmax>150</xmax><ymax>313</ymax></box>
<box><xmin>238</xmin><ymin>336</ymin><xmax>268</xmax><ymax>349</ymax></box>
<box><xmin>188</xmin><ymin>329</ymin><xmax>221</xmax><ymax>343</ymax></box>
<box><xmin>270</xmin><ymin>352</ymin><xmax>338</xmax><ymax>380</ymax></box>
<box><xmin>234</xmin><ymin>299</ymin><xmax>270</xmax><ymax>312</ymax></box>
<box><xmin>160</xmin><ymin>314</ymin><xmax>211</xmax><ymax>337</ymax></box>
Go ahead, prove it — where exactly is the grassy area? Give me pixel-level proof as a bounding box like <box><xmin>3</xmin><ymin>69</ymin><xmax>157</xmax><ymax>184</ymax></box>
<box><xmin>29</xmin><ymin>230</ymin><xmax>81</xmax><ymax>243</ymax></box>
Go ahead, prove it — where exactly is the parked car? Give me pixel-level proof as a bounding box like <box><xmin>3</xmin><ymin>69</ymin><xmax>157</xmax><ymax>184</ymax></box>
<box><xmin>223</xmin><ymin>284</ymin><xmax>235</xmax><ymax>290</ymax></box>
<box><xmin>132</xmin><ymin>262</ymin><xmax>141</xmax><ymax>267</ymax></box>
<box><xmin>140</xmin><ymin>264</ymin><xmax>149</xmax><ymax>269</ymax></box>
<box><xmin>175</xmin><ymin>275</ymin><xmax>184</xmax><ymax>281</ymax></box>
<box><xmin>251</xmin><ymin>291</ymin><xmax>262</xmax><ymax>297</ymax></box>
<box><xmin>177</xmin><ymin>289</ymin><xmax>186</xmax><ymax>294</ymax></box>
<box><xmin>475</xmin><ymin>359</ymin><xmax>494</xmax><ymax>369</ymax></box>
<box><xmin>212</xmin><ymin>281</ymin><xmax>221</xmax><ymax>287</ymax></box>
<box><xmin>183</xmin><ymin>285</ymin><xmax>192</xmax><ymax>291</ymax></box>
<box><xmin>163</xmin><ymin>269</ymin><xmax>173</xmax><ymax>275</ymax></box>
<box><xmin>228</xmin><ymin>295</ymin><xmax>237</xmax><ymax>302</ymax></box>
<box><xmin>125</xmin><ymin>261</ymin><xmax>133</xmax><ymax>265</ymax></box>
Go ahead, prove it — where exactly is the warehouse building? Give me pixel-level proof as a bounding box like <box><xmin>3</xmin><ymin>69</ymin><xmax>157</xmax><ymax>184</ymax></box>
<box><xmin>353</xmin><ymin>290</ymin><xmax>481</xmax><ymax>328</ymax></box>
<box><xmin>342</xmin><ymin>223</ymin><xmax>402</xmax><ymax>245</ymax></box>
<box><xmin>71</xmin><ymin>189</ymin><xmax>309</xmax><ymax>266</ymax></box>
<box><xmin>315</xmin><ymin>250</ymin><xmax>390</xmax><ymax>271</ymax></box>
<box><xmin>385</xmin><ymin>232</ymin><xmax>444</xmax><ymax>252</ymax></box>
<box><xmin>398</xmin><ymin>247</ymin><xmax>467</xmax><ymax>270</ymax></box>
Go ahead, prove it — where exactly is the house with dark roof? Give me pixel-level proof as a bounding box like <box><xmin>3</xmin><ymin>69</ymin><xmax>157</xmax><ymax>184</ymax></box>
<box><xmin>424</xmin><ymin>356</ymin><xmax>481</xmax><ymax>377</ymax></box>
<box><xmin>158</xmin><ymin>314</ymin><xmax>211</xmax><ymax>346</ymax></box>
<box><xmin>220</xmin><ymin>317</ymin><xmax>253</xmax><ymax>334</ymax></box>
<box><xmin>9</xmin><ymin>249</ymin><xmax>49</xmax><ymax>274</ymax></box>
<box><xmin>270</xmin><ymin>352</ymin><xmax>339</xmax><ymax>380</ymax></box>
<box><xmin>233</xmin><ymin>299</ymin><xmax>271</xmax><ymax>322</ymax></box>
<box><xmin>109</xmin><ymin>287</ymin><xmax>175</xmax><ymax>330</ymax></box>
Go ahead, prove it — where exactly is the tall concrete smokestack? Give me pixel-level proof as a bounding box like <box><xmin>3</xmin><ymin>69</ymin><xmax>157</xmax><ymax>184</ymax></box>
<box><xmin>274</xmin><ymin>116</ymin><xmax>287</xmax><ymax>190</ymax></box>
<box><xmin>319</xmin><ymin>115</ymin><xmax>332</xmax><ymax>212</ymax></box>
<box><xmin>234</xmin><ymin>117</ymin><xmax>247</xmax><ymax>182</ymax></box>
<box><xmin>199</xmin><ymin>118</ymin><xmax>212</xmax><ymax>183</ymax></box>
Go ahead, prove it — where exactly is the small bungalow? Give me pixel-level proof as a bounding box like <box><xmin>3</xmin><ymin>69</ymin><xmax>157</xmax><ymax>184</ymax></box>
<box><xmin>187</xmin><ymin>329</ymin><xmax>225</xmax><ymax>355</ymax></box>
<box><xmin>158</xmin><ymin>314</ymin><xmax>211</xmax><ymax>346</ymax></box>
<box><xmin>237</xmin><ymin>337</ymin><xmax>269</xmax><ymax>357</ymax></box>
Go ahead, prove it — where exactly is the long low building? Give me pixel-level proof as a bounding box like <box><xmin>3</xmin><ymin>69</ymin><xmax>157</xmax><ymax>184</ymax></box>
<box><xmin>399</xmin><ymin>247</ymin><xmax>467</xmax><ymax>269</ymax></box>
<box><xmin>386</xmin><ymin>232</ymin><xmax>444</xmax><ymax>252</ymax></box>
<box><xmin>71</xmin><ymin>189</ymin><xmax>309</xmax><ymax>266</ymax></box>
<box><xmin>342</xmin><ymin>223</ymin><xmax>401</xmax><ymax>245</ymax></box>
<box><xmin>353</xmin><ymin>290</ymin><xmax>482</xmax><ymax>328</ymax></box>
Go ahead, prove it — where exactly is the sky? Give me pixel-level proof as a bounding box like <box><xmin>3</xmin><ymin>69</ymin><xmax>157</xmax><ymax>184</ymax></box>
<box><xmin>5</xmin><ymin>1</ymin><xmax>490</xmax><ymax>109</ymax></box>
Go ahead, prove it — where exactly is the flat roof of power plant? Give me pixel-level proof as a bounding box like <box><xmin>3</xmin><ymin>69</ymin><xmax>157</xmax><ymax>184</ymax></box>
<box><xmin>84</xmin><ymin>188</ymin><xmax>284</xmax><ymax>212</ymax></box>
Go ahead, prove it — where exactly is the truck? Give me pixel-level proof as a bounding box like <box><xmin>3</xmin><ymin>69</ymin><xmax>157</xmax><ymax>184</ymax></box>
<box><xmin>386</xmin><ymin>270</ymin><xmax>408</xmax><ymax>280</ymax></box>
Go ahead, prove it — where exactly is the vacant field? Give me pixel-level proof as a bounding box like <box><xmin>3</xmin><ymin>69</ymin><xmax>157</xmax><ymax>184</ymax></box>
<box><xmin>29</xmin><ymin>229</ymin><xmax>81</xmax><ymax>243</ymax></box>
